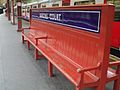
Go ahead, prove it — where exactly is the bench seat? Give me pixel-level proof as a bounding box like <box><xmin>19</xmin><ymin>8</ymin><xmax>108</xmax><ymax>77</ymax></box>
<box><xmin>35</xmin><ymin>37</ymin><xmax>120</xmax><ymax>87</ymax></box>
<box><xmin>22</xmin><ymin>29</ymin><xmax>100</xmax><ymax>87</ymax></box>
<box><xmin>107</xmin><ymin>68</ymin><xmax>118</xmax><ymax>82</ymax></box>
<box><xmin>22</xmin><ymin>29</ymin><xmax>119</xmax><ymax>88</ymax></box>
<box><xmin>37</xmin><ymin>39</ymin><xmax>100</xmax><ymax>87</ymax></box>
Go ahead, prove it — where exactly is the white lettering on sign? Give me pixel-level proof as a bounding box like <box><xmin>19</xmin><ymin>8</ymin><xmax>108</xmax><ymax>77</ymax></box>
<box><xmin>39</xmin><ymin>13</ymin><xmax>62</xmax><ymax>21</ymax></box>
<box><xmin>49</xmin><ymin>14</ymin><xmax>61</xmax><ymax>21</ymax></box>
<box><xmin>39</xmin><ymin>13</ymin><xmax>49</xmax><ymax>19</ymax></box>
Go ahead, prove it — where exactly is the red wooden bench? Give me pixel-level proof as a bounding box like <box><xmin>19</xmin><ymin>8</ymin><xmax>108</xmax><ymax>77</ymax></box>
<box><xmin>21</xmin><ymin>5</ymin><xmax>120</xmax><ymax>90</ymax></box>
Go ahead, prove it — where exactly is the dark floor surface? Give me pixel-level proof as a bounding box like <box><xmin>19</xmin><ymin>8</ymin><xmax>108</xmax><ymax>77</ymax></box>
<box><xmin>0</xmin><ymin>14</ymin><xmax>114</xmax><ymax>90</ymax></box>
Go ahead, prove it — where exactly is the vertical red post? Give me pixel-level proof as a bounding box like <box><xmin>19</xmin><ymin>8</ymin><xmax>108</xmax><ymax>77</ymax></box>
<box><xmin>7</xmin><ymin>0</ymin><xmax>11</xmax><ymax>20</ymax></box>
<box><xmin>62</xmin><ymin>0</ymin><xmax>70</xmax><ymax>6</ymax></box>
<box><xmin>11</xmin><ymin>0</ymin><xmax>15</xmax><ymax>25</ymax></box>
<box><xmin>17</xmin><ymin>0</ymin><xmax>22</xmax><ymax>32</ymax></box>
<box><xmin>104</xmin><ymin>0</ymin><xmax>107</xmax><ymax>4</ymax></box>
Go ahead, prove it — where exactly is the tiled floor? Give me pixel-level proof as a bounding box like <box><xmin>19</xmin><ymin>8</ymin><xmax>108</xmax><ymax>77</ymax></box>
<box><xmin>0</xmin><ymin>14</ymin><xmax>114</xmax><ymax>90</ymax></box>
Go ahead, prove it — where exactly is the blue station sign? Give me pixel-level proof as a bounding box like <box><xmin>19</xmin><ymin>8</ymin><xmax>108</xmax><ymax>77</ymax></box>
<box><xmin>32</xmin><ymin>9</ymin><xmax>101</xmax><ymax>33</ymax></box>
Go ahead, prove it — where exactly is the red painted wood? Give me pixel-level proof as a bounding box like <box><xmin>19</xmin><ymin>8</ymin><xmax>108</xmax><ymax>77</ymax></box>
<box><xmin>21</xmin><ymin>5</ymin><xmax>119</xmax><ymax>90</ymax></box>
<box><xmin>104</xmin><ymin>0</ymin><xmax>107</xmax><ymax>4</ymax></box>
<box><xmin>48</xmin><ymin>61</ymin><xmax>53</xmax><ymax>77</ymax></box>
<box><xmin>62</xmin><ymin>0</ymin><xmax>70</xmax><ymax>5</ymax></box>
<box><xmin>17</xmin><ymin>0</ymin><xmax>22</xmax><ymax>31</ymax></box>
<box><xmin>111</xmin><ymin>22</ymin><xmax>120</xmax><ymax>48</ymax></box>
<box><xmin>7</xmin><ymin>0</ymin><xmax>11</xmax><ymax>20</ymax></box>
<box><xmin>11</xmin><ymin>0</ymin><xmax>15</xmax><ymax>25</ymax></box>
<box><xmin>27</xmin><ymin>41</ymin><xmax>30</xmax><ymax>50</ymax></box>
<box><xmin>35</xmin><ymin>48</ymin><xmax>39</xmax><ymax>60</ymax></box>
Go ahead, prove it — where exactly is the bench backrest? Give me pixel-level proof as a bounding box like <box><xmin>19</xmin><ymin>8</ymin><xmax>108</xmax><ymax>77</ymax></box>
<box><xmin>30</xmin><ymin>5</ymin><xmax>114</xmax><ymax>77</ymax></box>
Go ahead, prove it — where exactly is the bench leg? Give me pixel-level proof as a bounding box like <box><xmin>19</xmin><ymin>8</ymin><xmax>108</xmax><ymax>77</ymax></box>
<box><xmin>22</xmin><ymin>35</ymin><xmax>24</xmax><ymax>44</ymax></box>
<box><xmin>39</xmin><ymin>54</ymin><xmax>45</xmax><ymax>58</ymax></box>
<box><xmin>95</xmin><ymin>86</ymin><xmax>101</xmax><ymax>90</ymax></box>
<box><xmin>76</xmin><ymin>86</ymin><xmax>83</xmax><ymax>90</ymax></box>
<box><xmin>35</xmin><ymin>48</ymin><xmax>39</xmax><ymax>60</ymax></box>
<box><xmin>48</xmin><ymin>61</ymin><xmax>53</xmax><ymax>77</ymax></box>
<box><xmin>113</xmin><ymin>79</ymin><xmax>120</xmax><ymax>90</ymax></box>
<box><xmin>27</xmin><ymin>41</ymin><xmax>30</xmax><ymax>50</ymax></box>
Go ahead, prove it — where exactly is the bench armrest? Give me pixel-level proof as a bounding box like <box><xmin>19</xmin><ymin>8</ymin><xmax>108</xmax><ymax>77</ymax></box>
<box><xmin>109</xmin><ymin>61</ymin><xmax>120</xmax><ymax>74</ymax></box>
<box><xmin>35</xmin><ymin>36</ymin><xmax>48</xmax><ymax>40</ymax></box>
<box><xmin>35</xmin><ymin>36</ymin><xmax>48</xmax><ymax>45</ymax></box>
<box><xmin>77</xmin><ymin>65</ymin><xmax>100</xmax><ymax>73</ymax></box>
<box><xmin>22</xmin><ymin>27</ymin><xmax>30</xmax><ymax>33</ymax></box>
<box><xmin>77</xmin><ymin>64</ymin><xmax>100</xmax><ymax>87</ymax></box>
<box><xmin>109</xmin><ymin>61</ymin><xmax>120</xmax><ymax>67</ymax></box>
<box><xmin>22</xmin><ymin>27</ymin><xmax>30</xmax><ymax>31</ymax></box>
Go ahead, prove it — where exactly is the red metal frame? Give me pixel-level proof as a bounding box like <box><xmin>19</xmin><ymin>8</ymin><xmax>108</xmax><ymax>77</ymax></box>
<box><xmin>111</xmin><ymin>22</ymin><xmax>120</xmax><ymax>48</ymax></box>
<box><xmin>62</xmin><ymin>0</ymin><xmax>70</xmax><ymax>6</ymax></box>
<box><xmin>21</xmin><ymin>5</ymin><xmax>120</xmax><ymax>90</ymax></box>
<box><xmin>17</xmin><ymin>0</ymin><xmax>22</xmax><ymax>32</ymax></box>
<box><xmin>104</xmin><ymin>0</ymin><xmax>107</xmax><ymax>4</ymax></box>
<box><xmin>104</xmin><ymin>0</ymin><xmax>120</xmax><ymax>49</ymax></box>
<box><xmin>11</xmin><ymin>0</ymin><xmax>15</xmax><ymax>25</ymax></box>
<box><xmin>7</xmin><ymin>0</ymin><xmax>11</xmax><ymax>21</ymax></box>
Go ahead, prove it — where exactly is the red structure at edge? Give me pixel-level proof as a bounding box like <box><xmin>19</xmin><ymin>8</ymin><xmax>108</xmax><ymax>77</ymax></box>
<box><xmin>111</xmin><ymin>22</ymin><xmax>120</xmax><ymax>48</ymax></box>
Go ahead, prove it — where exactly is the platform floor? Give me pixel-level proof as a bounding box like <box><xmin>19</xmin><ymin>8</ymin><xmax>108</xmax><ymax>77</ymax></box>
<box><xmin>0</xmin><ymin>14</ymin><xmax>114</xmax><ymax>90</ymax></box>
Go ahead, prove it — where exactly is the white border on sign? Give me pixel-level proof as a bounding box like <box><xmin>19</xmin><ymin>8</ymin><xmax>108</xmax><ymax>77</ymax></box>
<box><xmin>32</xmin><ymin>10</ymin><xmax>101</xmax><ymax>33</ymax></box>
